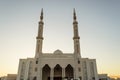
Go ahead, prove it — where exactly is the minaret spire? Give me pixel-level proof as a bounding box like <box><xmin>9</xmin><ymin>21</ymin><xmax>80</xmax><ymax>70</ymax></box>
<box><xmin>73</xmin><ymin>8</ymin><xmax>77</xmax><ymax>21</ymax></box>
<box><xmin>40</xmin><ymin>8</ymin><xmax>43</xmax><ymax>21</ymax></box>
<box><xmin>73</xmin><ymin>8</ymin><xmax>81</xmax><ymax>57</ymax></box>
<box><xmin>35</xmin><ymin>8</ymin><xmax>44</xmax><ymax>58</ymax></box>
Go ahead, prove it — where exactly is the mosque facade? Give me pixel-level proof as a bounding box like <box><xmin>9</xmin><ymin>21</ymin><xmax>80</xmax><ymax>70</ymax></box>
<box><xmin>16</xmin><ymin>9</ymin><xmax>98</xmax><ymax>80</ymax></box>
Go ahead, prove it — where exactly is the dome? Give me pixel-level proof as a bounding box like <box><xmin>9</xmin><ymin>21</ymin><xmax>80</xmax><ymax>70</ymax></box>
<box><xmin>54</xmin><ymin>49</ymin><xmax>63</xmax><ymax>54</ymax></box>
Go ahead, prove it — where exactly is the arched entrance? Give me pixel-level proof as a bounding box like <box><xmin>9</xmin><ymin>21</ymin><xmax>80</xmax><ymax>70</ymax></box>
<box><xmin>65</xmin><ymin>64</ymin><xmax>74</xmax><ymax>80</ymax></box>
<box><xmin>54</xmin><ymin>64</ymin><xmax>62</xmax><ymax>80</ymax></box>
<box><xmin>42</xmin><ymin>64</ymin><xmax>51</xmax><ymax>80</ymax></box>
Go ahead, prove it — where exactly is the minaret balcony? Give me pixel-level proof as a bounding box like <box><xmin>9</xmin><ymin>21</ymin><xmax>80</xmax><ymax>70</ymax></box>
<box><xmin>73</xmin><ymin>37</ymin><xmax>80</xmax><ymax>39</ymax></box>
<box><xmin>36</xmin><ymin>37</ymin><xmax>44</xmax><ymax>39</ymax></box>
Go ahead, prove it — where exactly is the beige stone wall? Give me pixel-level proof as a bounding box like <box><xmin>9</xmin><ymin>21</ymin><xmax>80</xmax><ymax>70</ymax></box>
<box><xmin>81</xmin><ymin>58</ymin><xmax>98</xmax><ymax>80</ymax></box>
<box><xmin>0</xmin><ymin>76</ymin><xmax>7</xmax><ymax>80</ymax></box>
<box><xmin>6</xmin><ymin>74</ymin><xmax>17</xmax><ymax>80</ymax></box>
<box><xmin>17</xmin><ymin>53</ymin><xmax>99</xmax><ymax>80</ymax></box>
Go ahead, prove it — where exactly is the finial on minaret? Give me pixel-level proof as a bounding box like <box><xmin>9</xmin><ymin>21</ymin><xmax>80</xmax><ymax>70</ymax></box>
<box><xmin>40</xmin><ymin>8</ymin><xmax>43</xmax><ymax>21</ymax></box>
<box><xmin>73</xmin><ymin>8</ymin><xmax>77</xmax><ymax>21</ymax></box>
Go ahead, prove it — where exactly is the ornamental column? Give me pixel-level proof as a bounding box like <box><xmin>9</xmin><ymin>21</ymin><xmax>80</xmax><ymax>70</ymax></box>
<box><xmin>62</xmin><ymin>68</ymin><xmax>65</xmax><ymax>79</ymax></box>
<box><xmin>50</xmin><ymin>68</ymin><xmax>54</xmax><ymax>80</ymax></box>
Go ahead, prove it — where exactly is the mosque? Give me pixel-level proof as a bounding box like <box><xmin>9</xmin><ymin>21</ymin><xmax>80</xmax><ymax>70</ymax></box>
<box><xmin>16</xmin><ymin>9</ymin><xmax>98</xmax><ymax>80</ymax></box>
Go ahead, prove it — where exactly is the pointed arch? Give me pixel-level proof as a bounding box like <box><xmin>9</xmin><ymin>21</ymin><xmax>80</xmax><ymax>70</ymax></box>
<box><xmin>54</xmin><ymin>64</ymin><xmax>62</xmax><ymax>80</ymax></box>
<box><xmin>42</xmin><ymin>64</ymin><xmax>51</xmax><ymax>80</ymax></box>
<box><xmin>65</xmin><ymin>64</ymin><xmax>74</xmax><ymax>79</ymax></box>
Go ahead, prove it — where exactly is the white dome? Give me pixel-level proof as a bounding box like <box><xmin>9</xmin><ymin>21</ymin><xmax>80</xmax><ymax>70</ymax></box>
<box><xmin>54</xmin><ymin>49</ymin><xmax>63</xmax><ymax>54</ymax></box>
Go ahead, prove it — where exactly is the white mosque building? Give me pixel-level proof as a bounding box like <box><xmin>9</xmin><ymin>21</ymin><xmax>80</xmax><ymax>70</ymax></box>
<box><xmin>16</xmin><ymin>9</ymin><xmax>98</xmax><ymax>80</ymax></box>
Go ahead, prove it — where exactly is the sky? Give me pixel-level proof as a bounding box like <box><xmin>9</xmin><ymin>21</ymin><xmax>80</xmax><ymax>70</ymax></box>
<box><xmin>0</xmin><ymin>0</ymin><xmax>120</xmax><ymax>77</ymax></box>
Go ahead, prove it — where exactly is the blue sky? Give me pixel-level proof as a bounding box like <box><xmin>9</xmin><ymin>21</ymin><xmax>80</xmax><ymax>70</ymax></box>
<box><xmin>0</xmin><ymin>0</ymin><xmax>120</xmax><ymax>77</ymax></box>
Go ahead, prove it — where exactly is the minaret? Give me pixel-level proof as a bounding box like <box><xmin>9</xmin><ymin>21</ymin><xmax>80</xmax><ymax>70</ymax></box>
<box><xmin>73</xmin><ymin>9</ymin><xmax>82</xmax><ymax>79</ymax></box>
<box><xmin>73</xmin><ymin>9</ymin><xmax>81</xmax><ymax>57</ymax></box>
<box><xmin>35</xmin><ymin>9</ymin><xmax>44</xmax><ymax>58</ymax></box>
